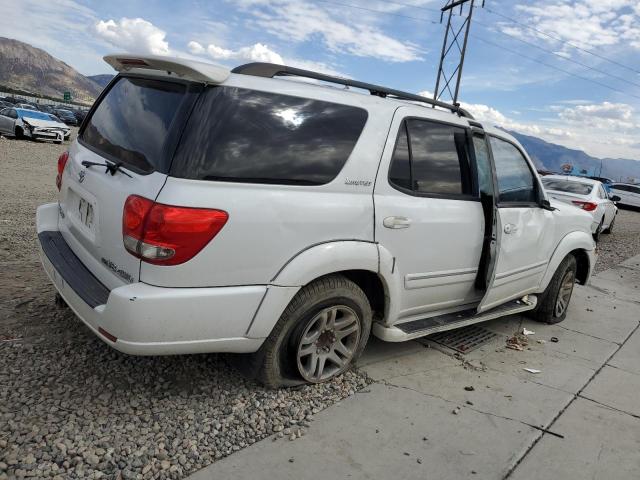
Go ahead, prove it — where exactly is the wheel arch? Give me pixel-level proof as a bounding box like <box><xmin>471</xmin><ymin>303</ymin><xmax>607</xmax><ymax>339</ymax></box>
<box><xmin>538</xmin><ymin>231</ymin><xmax>595</xmax><ymax>292</ymax></box>
<box><xmin>247</xmin><ymin>241</ymin><xmax>389</xmax><ymax>338</ymax></box>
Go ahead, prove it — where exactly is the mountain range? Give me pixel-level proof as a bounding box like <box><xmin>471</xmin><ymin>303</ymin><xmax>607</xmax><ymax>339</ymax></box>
<box><xmin>0</xmin><ymin>37</ymin><xmax>104</xmax><ymax>102</ymax></box>
<box><xmin>509</xmin><ymin>131</ymin><xmax>640</xmax><ymax>183</ymax></box>
<box><xmin>1</xmin><ymin>37</ymin><xmax>638</xmax><ymax>181</ymax></box>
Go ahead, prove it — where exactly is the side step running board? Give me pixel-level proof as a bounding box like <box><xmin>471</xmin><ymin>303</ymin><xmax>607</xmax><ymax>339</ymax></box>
<box><xmin>373</xmin><ymin>296</ymin><xmax>537</xmax><ymax>342</ymax></box>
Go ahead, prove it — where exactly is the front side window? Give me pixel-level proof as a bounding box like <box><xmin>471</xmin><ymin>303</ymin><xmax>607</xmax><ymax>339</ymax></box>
<box><xmin>172</xmin><ymin>87</ymin><xmax>368</xmax><ymax>185</ymax></box>
<box><xmin>388</xmin><ymin>119</ymin><xmax>471</xmax><ymax>196</ymax></box>
<box><xmin>489</xmin><ymin>136</ymin><xmax>537</xmax><ymax>204</ymax></box>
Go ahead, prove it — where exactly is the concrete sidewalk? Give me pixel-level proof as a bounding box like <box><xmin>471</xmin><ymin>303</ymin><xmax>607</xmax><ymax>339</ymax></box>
<box><xmin>189</xmin><ymin>256</ymin><xmax>640</xmax><ymax>480</ymax></box>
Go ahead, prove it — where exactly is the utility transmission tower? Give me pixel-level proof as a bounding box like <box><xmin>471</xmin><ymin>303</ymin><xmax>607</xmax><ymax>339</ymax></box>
<box><xmin>433</xmin><ymin>0</ymin><xmax>484</xmax><ymax>105</ymax></box>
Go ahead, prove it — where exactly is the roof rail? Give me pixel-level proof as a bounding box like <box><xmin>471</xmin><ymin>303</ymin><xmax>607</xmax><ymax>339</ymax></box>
<box><xmin>231</xmin><ymin>63</ymin><xmax>474</xmax><ymax>120</ymax></box>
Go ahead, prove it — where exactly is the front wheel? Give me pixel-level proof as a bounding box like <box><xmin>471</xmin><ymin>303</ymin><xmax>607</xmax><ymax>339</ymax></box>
<box><xmin>251</xmin><ymin>275</ymin><xmax>372</xmax><ymax>388</ymax></box>
<box><xmin>528</xmin><ymin>255</ymin><xmax>577</xmax><ymax>324</ymax></box>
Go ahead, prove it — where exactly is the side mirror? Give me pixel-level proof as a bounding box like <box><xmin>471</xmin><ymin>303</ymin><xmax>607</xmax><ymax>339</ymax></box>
<box><xmin>541</xmin><ymin>199</ymin><xmax>557</xmax><ymax>211</ymax></box>
<box><xmin>610</xmin><ymin>195</ymin><xmax>621</xmax><ymax>202</ymax></box>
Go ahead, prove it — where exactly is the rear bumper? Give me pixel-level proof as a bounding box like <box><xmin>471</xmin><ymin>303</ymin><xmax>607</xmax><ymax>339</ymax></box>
<box><xmin>36</xmin><ymin>203</ymin><xmax>266</xmax><ymax>355</ymax></box>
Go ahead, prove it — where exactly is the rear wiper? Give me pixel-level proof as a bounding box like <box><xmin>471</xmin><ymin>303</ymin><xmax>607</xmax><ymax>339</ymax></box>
<box><xmin>81</xmin><ymin>160</ymin><xmax>132</xmax><ymax>178</ymax></box>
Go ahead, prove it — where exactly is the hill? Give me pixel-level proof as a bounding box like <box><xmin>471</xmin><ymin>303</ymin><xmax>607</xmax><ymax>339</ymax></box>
<box><xmin>509</xmin><ymin>130</ymin><xmax>640</xmax><ymax>183</ymax></box>
<box><xmin>87</xmin><ymin>74</ymin><xmax>114</xmax><ymax>89</ymax></box>
<box><xmin>0</xmin><ymin>37</ymin><xmax>102</xmax><ymax>102</ymax></box>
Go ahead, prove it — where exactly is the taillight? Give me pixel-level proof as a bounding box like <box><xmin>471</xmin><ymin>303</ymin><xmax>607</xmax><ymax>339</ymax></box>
<box><xmin>56</xmin><ymin>151</ymin><xmax>69</xmax><ymax>190</ymax></box>
<box><xmin>572</xmin><ymin>201</ymin><xmax>598</xmax><ymax>212</ymax></box>
<box><xmin>122</xmin><ymin>195</ymin><xmax>228</xmax><ymax>266</ymax></box>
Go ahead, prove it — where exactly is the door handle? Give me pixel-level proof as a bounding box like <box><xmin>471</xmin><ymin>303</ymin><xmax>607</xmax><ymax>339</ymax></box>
<box><xmin>504</xmin><ymin>223</ymin><xmax>518</xmax><ymax>234</ymax></box>
<box><xmin>383</xmin><ymin>216</ymin><xmax>411</xmax><ymax>229</ymax></box>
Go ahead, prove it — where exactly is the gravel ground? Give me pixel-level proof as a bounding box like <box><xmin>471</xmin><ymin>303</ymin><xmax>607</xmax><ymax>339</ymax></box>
<box><xmin>594</xmin><ymin>208</ymin><xmax>640</xmax><ymax>273</ymax></box>
<box><xmin>1</xmin><ymin>133</ymin><xmax>639</xmax><ymax>479</ymax></box>
<box><xmin>0</xmin><ymin>134</ymin><xmax>369</xmax><ymax>479</ymax></box>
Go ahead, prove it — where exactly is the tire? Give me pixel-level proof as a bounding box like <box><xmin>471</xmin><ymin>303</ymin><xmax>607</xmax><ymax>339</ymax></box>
<box><xmin>54</xmin><ymin>141</ymin><xmax>62</xmax><ymax>144</ymax></box>
<box><xmin>592</xmin><ymin>218</ymin><xmax>604</xmax><ymax>242</ymax></box>
<box><xmin>249</xmin><ymin>274</ymin><xmax>372</xmax><ymax>388</ymax></box>
<box><xmin>529</xmin><ymin>255</ymin><xmax>577</xmax><ymax>324</ymax></box>
<box><xmin>14</xmin><ymin>126</ymin><xmax>23</xmax><ymax>140</ymax></box>
<box><xmin>603</xmin><ymin>215</ymin><xmax>615</xmax><ymax>234</ymax></box>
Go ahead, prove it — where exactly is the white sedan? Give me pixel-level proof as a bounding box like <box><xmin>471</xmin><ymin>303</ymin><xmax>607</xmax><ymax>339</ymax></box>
<box><xmin>542</xmin><ymin>175</ymin><xmax>618</xmax><ymax>241</ymax></box>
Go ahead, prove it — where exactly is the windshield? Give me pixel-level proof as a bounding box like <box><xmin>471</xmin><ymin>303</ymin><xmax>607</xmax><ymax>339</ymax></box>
<box><xmin>19</xmin><ymin>110</ymin><xmax>54</xmax><ymax>121</ymax></box>
<box><xmin>542</xmin><ymin>179</ymin><xmax>593</xmax><ymax>195</ymax></box>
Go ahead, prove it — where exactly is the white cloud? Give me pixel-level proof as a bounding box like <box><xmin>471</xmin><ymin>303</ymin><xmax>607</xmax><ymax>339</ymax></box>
<box><xmin>206</xmin><ymin>42</ymin><xmax>284</xmax><ymax>64</ymax></box>
<box><xmin>450</xmin><ymin>99</ymin><xmax>640</xmax><ymax>159</ymax></box>
<box><xmin>95</xmin><ymin>18</ymin><xmax>170</xmax><ymax>55</ymax></box>
<box><xmin>189</xmin><ymin>41</ymin><xmax>346</xmax><ymax>77</ymax></box>
<box><xmin>236</xmin><ymin>0</ymin><xmax>422</xmax><ymax>62</ymax></box>
<box><xmin>187</xmin><ymin>41</ymin><xmax>205</xmax><ymax>54</ymax></box>
<box><xmin>559</xmin><ymin>101</ymin><xmax>637</xmax><ymax>130</ymax></box>
<box><xmin>508</xmin><ymin>0</ymin><xmax>640</xmax><ymax>52</ymax></box>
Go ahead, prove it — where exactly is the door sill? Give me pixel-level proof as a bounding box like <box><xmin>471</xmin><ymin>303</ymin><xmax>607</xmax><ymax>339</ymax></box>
<box><xmin>373</xmin><ymin>296</ymin><xmax>537</xmax><ymax>342</ymax></box>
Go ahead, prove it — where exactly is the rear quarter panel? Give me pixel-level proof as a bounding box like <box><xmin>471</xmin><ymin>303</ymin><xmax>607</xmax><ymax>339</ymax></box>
<box><xmin>142</xmin><ymin>91</ymin><xmax>395</xmax><ymax>288</ymax></box>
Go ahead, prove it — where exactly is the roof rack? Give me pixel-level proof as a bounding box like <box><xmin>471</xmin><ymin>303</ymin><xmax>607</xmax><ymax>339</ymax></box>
<box><xmin>231</xmin><ymin>63</ymin><xmax>474</xmax><ymax>120</ymax></box>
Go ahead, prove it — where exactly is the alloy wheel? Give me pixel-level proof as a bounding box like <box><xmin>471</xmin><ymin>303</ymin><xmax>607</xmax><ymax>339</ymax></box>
<box><xmin>296</xmin><ymin>305</ymin><xmax>361</xmax><ymax>383</ymax></box>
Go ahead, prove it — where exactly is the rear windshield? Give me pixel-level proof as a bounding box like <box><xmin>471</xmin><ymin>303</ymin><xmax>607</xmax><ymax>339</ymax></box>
<box><xmin>171</xmin><ymin>87</ymin><xmax>368</xmax><ymax>185</ymax></box>
<box><xmin>542</xmin><ymin>179</ymin><xmax>593</xmax><ymax>195</ymax></box>
<box><xmin>81</xmin><ymin>77</ymin><xmax>189</xmax><ymax>173</ymax></box>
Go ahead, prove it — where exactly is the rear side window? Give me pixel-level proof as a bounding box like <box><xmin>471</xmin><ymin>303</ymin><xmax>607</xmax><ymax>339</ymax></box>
<box><xmin>388</xmin><ymin>119</ymin><xmax>471</xmax><ymax>196</ymax></box>
<box><xmin>172</xmin><ymin>87</ymin><xmax>368</xmax><ymax>185</ymax></box>
<box><xmin>489</xmin><ymin>136</ymin><xmax>538</xmax><ymax>204</ymax></box>
<box><xmin>542</xmin><ymin>179</ymin><xmax>593</xmax><ymax>195</ymax></box>
<box><xmin>81</xmin><ymin>77</ymin><xmax>189</xmax><ymax>173</ymax></box>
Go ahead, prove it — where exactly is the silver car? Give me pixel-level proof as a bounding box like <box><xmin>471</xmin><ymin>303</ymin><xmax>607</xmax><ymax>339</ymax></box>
<box><xmin>0</xmin><ymin>107</ymin><xmax>70</xmax><ymax>143</ymax></box>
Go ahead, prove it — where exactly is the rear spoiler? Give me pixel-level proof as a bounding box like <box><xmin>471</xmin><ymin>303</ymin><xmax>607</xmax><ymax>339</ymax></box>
<box><xmin>103</xmin><ymin>54</ymin><xmax>230</xmax><ymax>84</ymax></box>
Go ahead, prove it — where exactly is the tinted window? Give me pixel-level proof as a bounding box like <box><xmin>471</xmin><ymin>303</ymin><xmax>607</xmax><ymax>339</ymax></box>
<box><xmin>407</xmin><ymin>120</ymin><xmax>467</xmax><ymax>195</ymax></box>
<box><xmin>8</xmin><ymin>109</ymin><xmax>17</xmax><ymax>119</ymax></box>
<box><xmin>473</xmin><ymin>136</ymin><xmax>494</xmax><ymax>196</ymax></box>
<box><xmin>612</xmin><ymin>185</ymin><xmax>629</xmax><ymax>192</ymax></box>
<box><xmin>172</xmin><ymin>87</ymin><xmax>368</xmax><ymax>185</ymax></box>
<box><xmin>542</xmin><ymin>179</ymin><xmax>593</xmax><ymax>195</ymax></box>
<box><xmin>389</xmin><ymin>123</ymin><xmax>411</xmax><ymax>190</ymax></box>
<box><xmin>0</xmin><ymin>108</ymin><xmax>8</xmax><ymax>116</ymax></box>
<box><xmin>81</xmin><ymin>77</ymin><xmax>189</xmax><ymax>173</ymax></box>
<box><xmin>489</xmin><ymin>136</ymin><xmax>537</xmax><ymax>203</ymax></box>
<box><xmin>388</xmin><ymin>119</ymin><xmax>470</xmax><ymax>195</ymax></box>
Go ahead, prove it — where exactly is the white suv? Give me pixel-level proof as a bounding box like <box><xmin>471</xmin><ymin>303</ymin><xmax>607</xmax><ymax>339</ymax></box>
<box><xmin>37</xmin><ymin>55</ymin><xmax>596</xmax><ymax>387</ymax></box>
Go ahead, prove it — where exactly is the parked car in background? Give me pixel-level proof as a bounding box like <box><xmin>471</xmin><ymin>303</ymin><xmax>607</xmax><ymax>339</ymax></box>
<box><xmin>541</xmin><ymin>175</ymin><xmax>618</xmax><ymax>241</ymax></box>
<box><xmin>0</xmin><ymin>107</ymin><xmax>70</xmax><ymax>143</ymax></box>
<box><xmin>16</xmin><ymin>103</ymin><xmax>37</xmax><ymax>110</ymax></box>
<box><xmin>588</xmin><ymin>176</ymin><xmax>614</xmax><ymax>194</ymax></box>
<box><xmin>72</xmin><ymin>109</ymin><xmax>87</xmax><ymax>124</ymax></box>
<box><xmin>53</xmin><ymin>109</ymin><xmax>78</xmax><ymax>126</ymax></box>
<box><xmin>37</xmin><ymin>55</ymin><xmax>596</xmax><ymax>387</ymax></box>
<box><xmin>609</xmin><ymin>183</ymin><xmax>640</xmax><ymax>209</ymax></box>
<box><xmin>0</xmin><ymin>100</ymin><xmax>12</xmax><ymax>109</ymax></box>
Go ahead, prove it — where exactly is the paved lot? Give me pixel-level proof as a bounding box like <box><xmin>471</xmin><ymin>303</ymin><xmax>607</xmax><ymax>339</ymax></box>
<box><xmin>189</xmin><ymin>256</ymin><xmax>640</xmax><ymax>480</ymax></box>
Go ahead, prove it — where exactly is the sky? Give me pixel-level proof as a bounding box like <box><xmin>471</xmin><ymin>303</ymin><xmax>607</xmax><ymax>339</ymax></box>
<box><xmin>1</xmin><ymin>0</ymin><xmax>639</xmax><ymax>160</ymax></box>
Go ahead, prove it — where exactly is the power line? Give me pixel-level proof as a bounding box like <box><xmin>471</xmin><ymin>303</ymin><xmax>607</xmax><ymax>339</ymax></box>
<box><xmin>314</xmin><ymin>0</ymin><xmax>438</xmax><ymax>23</ymax></box>
<box><xmin>479</xmin><ymin>6</ymin><xmax>640</xmax><ymax>76</ymax></box>
<box><xmin>470</xmin><ymin>35</ymin><xmax>640</xmax><ymax>101</ymax></box>
<box><xmin>311</xmin><ymin>0</ymin><xmax>640</xmax><ymax>99</ymax></box>
<box><xmin>471</xmin><ymin>18</ymin><xmax>640</xmax><ymax>90</ymax></box>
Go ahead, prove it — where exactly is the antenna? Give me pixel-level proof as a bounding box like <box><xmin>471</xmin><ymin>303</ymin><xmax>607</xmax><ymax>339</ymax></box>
<box><xmin>433</xmin><ymin>0</ymin><xmax>484</xmax><ymax>105</ymax></box>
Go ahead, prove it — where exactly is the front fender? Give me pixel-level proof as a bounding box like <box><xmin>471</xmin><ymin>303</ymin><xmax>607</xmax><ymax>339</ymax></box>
<box><xmin>538</xmin><ymin>231</ymin><xmax>596</xmax><ymax>291</ymax></box>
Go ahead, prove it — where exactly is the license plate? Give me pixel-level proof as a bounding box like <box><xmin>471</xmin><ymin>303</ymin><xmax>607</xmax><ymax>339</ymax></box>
<box><xmin>78</xmin><ymin>198</ymin><xmax>94</xmax><ymax>229</ymax></box>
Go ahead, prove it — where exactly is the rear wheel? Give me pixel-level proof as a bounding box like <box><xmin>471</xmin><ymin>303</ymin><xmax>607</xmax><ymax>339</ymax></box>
<box><xmin>593</xmin><ymin>218</ymin><xmax>604</xmax><ymax>242</ymax></box>
<box><xmin>529</xmin><ymin>255</ymin><xmax>577</xmax><ymax>324</ymax></box>
<box><xmin>603</xmin><ymin>215</ymin><xmax>615</xmax><ymax>234</ymax></box>
<box><xmin>250</xmin><ymin>274</ymin><xmax>372</xmax><ymax>388</ymax></box>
